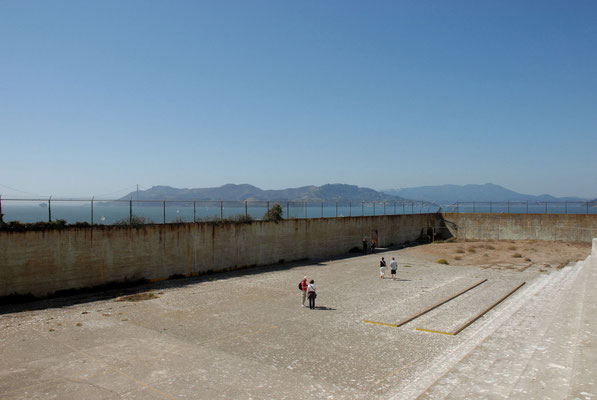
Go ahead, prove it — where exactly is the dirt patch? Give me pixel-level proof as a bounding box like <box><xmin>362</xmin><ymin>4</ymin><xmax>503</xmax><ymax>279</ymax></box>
<box><xmin>402</xmin><ymin>240</ymin><xmax>590</xmax><ymax>271</ymax></box>
<box><xmin>115</xmin><ymin>292</ymin><xmax>160</xmax><ymax>302</ymax></box>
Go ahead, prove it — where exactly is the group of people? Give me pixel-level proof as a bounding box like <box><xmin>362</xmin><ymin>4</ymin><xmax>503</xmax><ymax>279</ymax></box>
<box><xmin>362</xmin><ymin>237</ymin><xmax>377</xmax><ymax>254</ymax></box>
<box><xmin>299</xmin><ymin>254</ymin><xmax>401</xmax><ymax>309</ymax></box>
<box><xmin>378</xmin><ymin>256</ymin><xmax>398</xmax><ymax>280</ymax></box>
<box><xmin>300</xmin><ymin>277</ymin><xmax>317</xmax><ymax>309</ymax></box>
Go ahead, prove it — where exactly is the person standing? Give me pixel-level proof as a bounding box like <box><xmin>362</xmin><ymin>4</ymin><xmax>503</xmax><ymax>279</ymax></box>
<box><xmin>362</xmin><ymin>237</ymin><xmax>368</xmax><ymax>254</ymax></box>
<box><xmin>379</xmin><ymin>257</ymin><xmax>387</xmax><ymax>279</ymax></box>
<box><xmin>371</xmin><ymin>238</ymin><xmax>376</xmax><ymax>254</ymax></box>
<box><xmin>390</xmin><ymin>257</ymin><xmax>398</xmax><ymax>280</ymax></box>
<box><xmin>307</xmin><ymin>280</ymin><xmax>317</xmax><ymax>309</ymax></box>
<box><xmin>300</xmin><ymin>276</ymin><xmax>308</xmax><ymax>307</ymax></box>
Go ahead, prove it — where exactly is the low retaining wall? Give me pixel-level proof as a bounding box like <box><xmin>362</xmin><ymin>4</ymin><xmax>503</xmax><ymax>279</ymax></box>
<box><xmin>443</xmin><ymin>213</ymin><xmax>597</xmax><ymax>243</ymax></box>
<box><xmin>0</xmin><ymin>214</ymin><xmax>441</xmax><ymax>297</ymax></box>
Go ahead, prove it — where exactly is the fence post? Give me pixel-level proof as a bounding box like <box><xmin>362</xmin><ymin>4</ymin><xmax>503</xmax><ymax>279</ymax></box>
<box><xmin>0</xmin><ymin>194</ymin><xmax>2</xmax><ymax>223</ymax></box>
<box><xmin>321</xmin><ymin>202</ymin><xmax>324</xmax><ymax>218</ymax></box>
<box><xmin>245</xmin><ymin>201</ymin><xmax>248</xmax><ymax>217</ymax></box>
<box><xmin>305</xmin><ymin>201</ymin><xmax>307</xmax><ymax>218</ymax></box>
<box><xmin>336</xmin><ymin>201</ymin><xmax>338</xmax><ymax>218</ymax></box>
<box><xmin>163</xmin><ymin>200</ymin><xmax>166</xmax><ymax>224</ymax></box>
<box><xmin>221</xmin><ymin>201</ymin><xmax>224</xmax><ymax>219</ymax></box>
<box><xmin>349</xmin><ymin>201</ymin><xmax>352</xmax><ymax>217</ymax></box>
<box><xmin>373</xmin><ymin>201</ymin><xmax>376</xmax><ymax>216</ymax></box>
<box><xmin>361</xmin><ymin>201</ymin><xmax>364</xmax><ymax>216</ymax></box>
<box><xmin>91</xmin><ymin>197</ymin><xmax>94</xmax><ymax>224</ymax></box>
<box><xmin>286</xmin><ymin>202</ymin><xmax>289</xmax><ymax>219</ymax></box>
<box><xmin>194</xmin><ymin>201</ymin><xmax>196</xmax><ymax>222</ymax></box>
<box><xmin>48</xmin><ymin>196</ymin><xmax>52</xmax><ymax>222</ymax></box>
<box><xmin>507</xmin><ymin>201</ymin><xmax>510</xmax><ymax>213</ymax></box>
<box><xmin>129</xmin><ymin>198</ymin><xmax>133</xmax><ymax>224</ymax></box>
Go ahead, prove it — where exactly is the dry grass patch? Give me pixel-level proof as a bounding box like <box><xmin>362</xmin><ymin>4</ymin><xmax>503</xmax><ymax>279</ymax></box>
<box><xmin>456</xmin><ymin>248</ymin><xmax>465</xmax><ymax>254</ymax></box>
<box><xmin>467</xmin><ymin>248</ymin><xmax>477</xmax><ymax>253</ymax></box>
<box><xmin>454</xmin><ymin>256</ymin><xmax>462</xmax><ymax>260</ymax></box>
<box><xmin>508</xmin><ymin>246</ymin><xmax>517</xmax><ymax>251</ymax></box>
<box><xmin>512</xmin><ymin>253</ymin><xmax>523</xmax><ymax>258</ymax></box>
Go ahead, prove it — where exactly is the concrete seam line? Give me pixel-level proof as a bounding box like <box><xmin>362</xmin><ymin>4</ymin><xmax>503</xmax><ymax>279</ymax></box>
<box><xmin>452</xmin><ymin>281</ymin><xmax>526</xmax><ymax>335</ymax></box>
<box><xmin>54</xmin><ymin>341</ymin><xmax>180</xmax><ymax>400</ymax></box>
<box><xmin>395</xmin><ymin>279</ymin><xmax>488</xmax><ymax>327</ymax></box>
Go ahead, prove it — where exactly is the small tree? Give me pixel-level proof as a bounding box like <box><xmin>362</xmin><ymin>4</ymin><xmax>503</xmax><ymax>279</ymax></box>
<box><xmin>263</xmin><ymin>203</ymin><xmax>283</xmax><ymax>222</ymax></box>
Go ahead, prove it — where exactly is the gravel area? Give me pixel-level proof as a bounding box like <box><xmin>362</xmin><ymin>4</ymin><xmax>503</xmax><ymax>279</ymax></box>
<box><xmin>0</xmin><ymin>240</ymin><xmax>593</xmax><ymax>399</ymax></box>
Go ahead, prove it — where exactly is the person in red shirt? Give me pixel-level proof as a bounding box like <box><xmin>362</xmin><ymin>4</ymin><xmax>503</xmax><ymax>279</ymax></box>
<box><xmin>300</xmin><ymin>276</ymin><xmax>308</xmax><ymax>307</ymax></box>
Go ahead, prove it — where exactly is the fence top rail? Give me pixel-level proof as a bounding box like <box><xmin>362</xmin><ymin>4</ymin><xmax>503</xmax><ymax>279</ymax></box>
<box><xmin>0</xmin><ymin>197</ymin><xmax>439</xmax><ymax>205</ymax></box>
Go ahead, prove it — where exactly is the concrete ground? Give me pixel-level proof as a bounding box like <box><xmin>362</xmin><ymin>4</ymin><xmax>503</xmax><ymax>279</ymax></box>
<box><xmin>1</xmin><ymin>239</ymin><xmax>595</xmax><ymax>400</ymax></box>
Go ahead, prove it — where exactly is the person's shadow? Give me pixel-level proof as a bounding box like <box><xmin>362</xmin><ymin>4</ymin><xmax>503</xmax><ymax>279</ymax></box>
<box><xmin>314</xmin><ymin>306</ymin><xmax>336</xmax><ymax>311</ymax></box>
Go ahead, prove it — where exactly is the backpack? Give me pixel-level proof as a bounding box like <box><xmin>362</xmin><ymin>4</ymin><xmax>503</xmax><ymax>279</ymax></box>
<box><xmin>298</xmin><ymin>281</ymin><xmax>303</xmax><ymax>291</ymax></box>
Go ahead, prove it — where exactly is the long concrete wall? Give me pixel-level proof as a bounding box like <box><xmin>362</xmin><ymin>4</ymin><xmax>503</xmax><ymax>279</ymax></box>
<box><xmin>443</xmin><ymin>213</ymin><xmax>597</xmax><ymax>242</ymax></box>
<box><xmin>0</xmin><ymin>214</ymin><xmax>441</xmax><ymax>297</ymax></box>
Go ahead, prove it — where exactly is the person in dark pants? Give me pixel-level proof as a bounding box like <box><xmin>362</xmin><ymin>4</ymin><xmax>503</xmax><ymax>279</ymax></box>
<box><xmin>307</xmin><ymin>280</ymin><xmax>317</xmax><ymax>309</ymax></box>
<box><xmin>362</xmin><ymin>237</ymin><xmax>368</xmax><ymax>254</ymax></box>
<box><xmin>371</xmin><ymin>238</ymin><xmax>376</xmax><ymax>254</ymax></box>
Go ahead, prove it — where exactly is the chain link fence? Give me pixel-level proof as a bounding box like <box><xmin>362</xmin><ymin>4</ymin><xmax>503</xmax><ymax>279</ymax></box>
<box><xmin>0</xmin><ymin>197</ymin><xmax>440</xmax><ymax>225</ymax></box>
<box><xmin>445</xmin><ymin>201</ymin><xmax>597</xmax><ymax>215</ymax></box>
<box><xmin>1</xmin><ymin>197</ymin><xmax>594</xmax><ymax>225</ymax></box>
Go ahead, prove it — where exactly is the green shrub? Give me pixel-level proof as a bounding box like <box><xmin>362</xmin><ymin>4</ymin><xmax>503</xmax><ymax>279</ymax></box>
<box><xmin>227</xmin><ymin>214</ymin><xmax>254</xmax><ymax>224</ymax></box>
<box><xmin>263</xmin><ymin>203</ymin><xmax>283</xmax><ymax>222</ymax></box>
<box><xmin>436</xmin><ymin>258</ymin><xmax>449</xmax><ymax>264</ymax></box>
<box><xmin>512</xmin><ymin>253</ymin><xmax>522</xmax><ymax>258</ymax></box>
<box><xmin>0</xmin><ymin>219</ymin><xmax>68</xmax><ymax>232</ymax></box>
<box><xmin>114</xmin><ymin>216</ymin><xmax>149</xmax><ymax>227</ymax></box>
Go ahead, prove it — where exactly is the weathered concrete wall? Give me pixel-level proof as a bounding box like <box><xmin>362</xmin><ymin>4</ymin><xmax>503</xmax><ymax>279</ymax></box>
<box><xmin>443</xmin><ymin>213</ymin><xmax>597</xmax><ymax>243</ymax></box>
<box><xmin>0</xmin><ymin>214</ymin><xmax>441</xmax><ymax>297</ymax></box>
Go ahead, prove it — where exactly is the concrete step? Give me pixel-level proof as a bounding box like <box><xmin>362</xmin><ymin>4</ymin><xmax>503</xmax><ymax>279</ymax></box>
<box><xmin>569</xmin><ymin>240</ymin><xmax>597</xmax><ymax>399</ymax></box>
<box><xmin>407</xmin><ymin>252</ymin><xmax>592</xmax><ymax>399</ymax></box>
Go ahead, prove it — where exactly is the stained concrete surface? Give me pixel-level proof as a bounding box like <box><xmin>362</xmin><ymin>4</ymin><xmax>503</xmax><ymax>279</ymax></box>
<box><xmin>1</xmin><ymin>240</ymin><xmax>595</xmax><ymax>399</ymax></box>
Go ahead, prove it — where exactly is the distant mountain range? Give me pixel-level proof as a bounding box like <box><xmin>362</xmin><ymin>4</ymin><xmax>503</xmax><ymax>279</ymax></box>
<box><xmin>382</xmin><ymin>183</ymin><xmax>587</xmax><ymax>204</ymax></box>
<box><xmin>119</xmin><ymin>183</ymin><xmax>588</xmax><ymax>204</ymax></box>
<box><xmin>119</xmin><ymin>184</ymin><xmax>410</xmax><ymax>202</ymax></box>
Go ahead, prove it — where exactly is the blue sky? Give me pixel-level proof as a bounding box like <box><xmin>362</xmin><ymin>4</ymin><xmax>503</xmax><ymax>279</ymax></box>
<box><xmin>1</xmin><ymin>0</ymin><xmax>596</xmax><ymax>198</ymax></box>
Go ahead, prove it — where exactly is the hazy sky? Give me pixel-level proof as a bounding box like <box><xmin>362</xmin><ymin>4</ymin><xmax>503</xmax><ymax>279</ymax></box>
<box><xmin>1</xmin><ymin>1</ymin><xmax>596</xmax><ymax>199</ymax></box>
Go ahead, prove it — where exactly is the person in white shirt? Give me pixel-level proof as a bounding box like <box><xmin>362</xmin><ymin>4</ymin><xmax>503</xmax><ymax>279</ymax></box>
<box><xmin>307</xmin><ymin>280</ymin><xmax>317</xmax><ymax>309</ymax></box>
<box><xmin>390</xmin><ymin>257</ymin><xmax>398</xmax><ymax>280</ymax></box>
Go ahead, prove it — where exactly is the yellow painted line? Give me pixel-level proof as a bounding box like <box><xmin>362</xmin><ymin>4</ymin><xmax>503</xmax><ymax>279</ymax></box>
<box><xmin>363</xmin><ymin>320</ymin><xmax>399</xmax><ymax>327</ymax></box>
<box><xmin>415</xmin><ymin>328</ymin><xmax>455</xmax><ymax>335</ymax></box>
